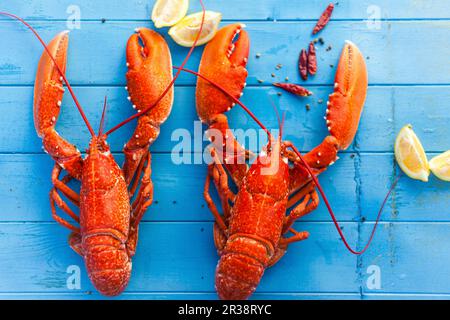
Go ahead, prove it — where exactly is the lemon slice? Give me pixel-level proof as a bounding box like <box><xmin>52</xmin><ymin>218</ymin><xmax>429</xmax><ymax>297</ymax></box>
<box><xmin>395</xmin><ymin>124</ymin><xmax>430</xmax><ymax>182</ymax></box>
<box><xmin>429</xmin><ymin>151</ymin><xmax>450</xmax><ymax>182</ymax></box>
<box><xmin>168</xmin><ymin>11</ymin><xmax>222</xmax><ymax>47</ymax></box>
<box><xmin>152</xmin><ymin>0</ymin><xmax>189</xmax><ymax>28</ymax></box>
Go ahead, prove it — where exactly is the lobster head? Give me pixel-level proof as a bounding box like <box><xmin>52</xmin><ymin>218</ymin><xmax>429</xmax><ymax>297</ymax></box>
<box><xmin>196</xmin><ymin>23</ymin><xmax>249</xmax><ymax>123</ymax></box>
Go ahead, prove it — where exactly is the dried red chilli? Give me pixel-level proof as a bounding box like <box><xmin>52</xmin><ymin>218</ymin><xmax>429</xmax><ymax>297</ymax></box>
<box><xmin>299</xmin><ymin>49</ymin><xmax>308</xmax><ymax>80</ymax></box>
<box><xmin>313</xmin><ymin>3</ymin><xmax>334</xmax><ymax>35</ymax></box>
<box><xmin>307</xmin><ymin>42</ymin><xmax>317</xmax><ymax>75</ymax></box>
<box><xmin>273</xmin><ymin>83</ymin><xmax>313</xmax><ymax>97</ymax></box>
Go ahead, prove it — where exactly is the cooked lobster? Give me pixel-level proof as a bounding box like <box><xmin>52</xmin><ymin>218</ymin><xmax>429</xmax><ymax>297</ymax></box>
<box><xmin>3</xmin><ymin>14</ymin><xmax>174</xmax><ymax>295</ymax></box>
<box><xmin>0</xmin><ymin>1</ymin><xmax>209</xmax><ymax>296</ymax></box>
<box><xmin>196</xmin><ymin>24</ymin><xmax>371</xmax><ymax>299</ymax></box>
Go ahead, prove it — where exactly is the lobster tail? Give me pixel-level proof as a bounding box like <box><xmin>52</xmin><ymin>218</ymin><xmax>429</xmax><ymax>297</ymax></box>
<box><xmin>215</xmin><ymin>235</ymin><xmax>271</xmax><ymax>300</ymax></box>
<box><xmin>83</xmin><ymin>235</ymin><xmax>132</xmax><ymax>296</ymax></box>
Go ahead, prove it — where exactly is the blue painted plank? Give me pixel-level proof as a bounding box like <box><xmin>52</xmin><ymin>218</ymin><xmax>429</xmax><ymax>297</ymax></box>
<box><xmin>359</xmin><ymin>154</ymin><xmax>450</xmax><ymax>222</ymax></box>
<box><xmin>0</xmin><ymin>153</ymin><xmax>358</xmax><ymax>222</ymax></box>
<box><xmin>1</xmin><ymin>86</ymin><xmax>449</xmax><ymax>154</ymax></box>
<box><xmin>1</xmin><ymin>0</ymin><xmax>450</xmax><ymax>20</ymax></box>
<box><xmin>358</xmin><ymin>86</ymin><xmax>450</xmax><ymax>153</ymax></box>
<box><xmin>0</xmin><ymin>0</ymin><xmax>449</xmax><ymax>301</ymax></box>
<box><xmin>0</xmin><ymin>20</ymin><xmax>449</xmax><ymax>86</ymax></box>
<box><xmin>360</xmin><ymin>222</ymin><xmax>450</xmax><ymax>294</ymax></box>
<box><xmin>0</xmin><ymin>222</ymin><xmax>359</xmax><ymax>296</ymax></box>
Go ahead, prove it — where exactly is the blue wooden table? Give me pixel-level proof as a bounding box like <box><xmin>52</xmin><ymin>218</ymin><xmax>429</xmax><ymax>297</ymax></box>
<box><xmin>0</xmin><ymin>0</ymin><xmax>449</xmax><ymax>300</ymax></box>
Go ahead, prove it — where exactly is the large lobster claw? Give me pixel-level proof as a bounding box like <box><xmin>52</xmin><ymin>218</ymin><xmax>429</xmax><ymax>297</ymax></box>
<box><xmin>34</xmin><ymin>31</ymin><xmax>83</xmax><ymax>179</ymax></box>
<box><xmin>289</xmin><ymin>41</ymin><xmax>368</xmax><ymax>193</ymax></box>
<box><xmin>326</xmin><ymin>40</ymin><xmax>368</xmax><ymax>150</ymax></box>
<box><xmin>196</xmin><ymin>23</ymin><xmax>249</xmax><ymax>123</ymax></box>
<box><xmin>196</xmin><ymin>24</ymin><xmax>250</xmax><ymax>184</ymax></box>
<box><xmin>123</xmin><ymin>28</ymin><xmax>173</xmax><ymax>184</ymax></box>
<box><xmin>305</xmin><ymin>41</ymin><xmax>368</xmax><ymax>168</ymax></box>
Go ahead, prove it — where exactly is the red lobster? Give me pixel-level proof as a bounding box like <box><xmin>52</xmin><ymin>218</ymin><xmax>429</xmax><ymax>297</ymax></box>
<box><xmin>4</xmin><ymin>14</ymin><xmax>174</xmax><ymax>295</ymax></box>
<box><xmin>1</xmin><ymin>1</ymin><xmax>209</xmax><ymax>296</ymax></box>
<box><xmin>195</xmin><ymin>25</ymin><xmax>380</xmax><ymax>300</ymax></box>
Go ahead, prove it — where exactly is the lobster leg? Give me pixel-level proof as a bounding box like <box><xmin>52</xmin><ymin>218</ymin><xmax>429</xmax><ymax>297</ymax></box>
<box><xmin>268</xmin><ymin>230</ymin><xmax>310</xmax><ymax>267</ymax></box>
<box><xmin>204</xmin><ymin>169</ymin><xmax>228</xmax><ymax>231</ymax></box>
<box><xmin>129</xmin><ymin>155</ymin><xmax>146</xmax><ymax>199</ymax></box>
<box><xmin>204</xmin><ymin>157</ymin><xmax>236</xmax><ymax>255</ymax></box>
<box><xmin>287</xmin><ymin>182</ymin><xmax>315</xmax><ymax>208</ymax></box>
<box><xmin>49</xmin><ymin>164</ymin><xmax>80</xmax><ymax>232</ymax></box>
<box><xmin>209</xmin><ymin>149</ymin><xmax>236</xmax><ymax>219</ymax></box>
<box><xmin>206</xmin><ymin>163</ymin><xmax>235</xmax><ymax>255</ymax></box>
<box><xmin>68</xmin><ymin>232</ymin><xmax>83</xmax><ymax>256</ymax></box>
<box><xmin>125</xmin><ymin>152</ymin><xmax>153</xmax><ymax>258</ymax></box>
<box><xmin>50</xmin><ymin>189</ymin><xmax>79</xmax><ymax>233</ymax></box>
<box><xmin>280</xmin><ymin>229</ymin><xmax>310</xmax><ymax>246</ymax></box>
<box><xmin>34</xmin><ymin>31</ymin><xmax>83</xmax><ymax>179</ymax></box>
<box><xmin>131</xmin><ymin>152</ymin><xmax>153</xmax><ymax>228</ymax></box>
<box><xmin>51</xmin><ymin>165</ymin><xmax>79</xmax><ymax>206</ymax></box>
<box><xmin>123</xmin><ymin>28</ymin><xmax>173</xmax><ymax>185</ymax></box>
<box><xmin>283</xmin><ymin>190</ymin><xmax>319</xmax><ymax>234</ymax></box>
<box><xmin>213</xmin><ymin>222</ymin><xmax>228</xmax><ymax>255</ymax></box>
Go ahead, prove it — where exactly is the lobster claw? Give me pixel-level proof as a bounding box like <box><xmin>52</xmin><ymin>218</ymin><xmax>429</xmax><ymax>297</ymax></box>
<box><xmin>196</xmin><ymin>23</ymin><xmax>249</xmax><ymax>123</ymax></box>
<box><xmin>34</xmin><ymin>31</ymin><xmax>83</xmax><ymax>179</ymax></box>
<box><xmin>123</xmin><ymin>28</ymin><xmax>173</xmax><ymax>184</ymax></box>
<box><xmin>326</xmin><ymin>41</ymin><xmax>368</xmax><ymax>150</ymax></box>
<box><xmin>196</xmin><ymin>24</ymin><xmax>250</xmax><ymax>184</ymax></box>
<box><xmin>289</xmin><ymin>42</ymin><xmax>368</xmax><ymax>193</ymax></box>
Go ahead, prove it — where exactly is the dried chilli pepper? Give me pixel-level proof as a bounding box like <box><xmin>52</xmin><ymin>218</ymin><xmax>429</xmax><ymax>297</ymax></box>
<box><xmin>299</xmin><ymin>49</ymin><xmax>308</xmax><ymax>80</ymax></box>
<box><xmin>313</xmin><ymin>3</ymin><xmax>334</xmax><ymax>35</ymax></box>
<box><xmin>307</xmin><ymin>42</ymin><xmax>317</xmax><ymax>75</ymax></box>
<box><xmin>273</xmin><ymin>83</ymin><xmax>313</xmax><ymax>97</ymax></box>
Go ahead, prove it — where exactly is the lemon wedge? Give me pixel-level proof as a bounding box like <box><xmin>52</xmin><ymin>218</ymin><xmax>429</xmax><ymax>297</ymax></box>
<box><xmin>395</xmin><ymin>124</ymin><xmax>430</xmax><ymax>182</ymax></box>
<box><xmin>152</xmin><ymin>0</ymin><xmax>189</xmax><ymax>28</ymax></box>
<box><xmin>168</xmin><ymin>11</ymin><xmax>222</xmax><ymax>47</ymax></box>
<box><xmin>429</xmin><ymin>151</ymin><xmax>450</xmax><ymax>182</ymax></box>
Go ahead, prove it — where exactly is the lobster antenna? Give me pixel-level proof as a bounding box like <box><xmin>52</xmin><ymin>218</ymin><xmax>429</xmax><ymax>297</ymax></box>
<box><xmin>267</xmin><ymin>95</ymin><xmax>283</xmax><ymax>140</ymax></box>
<box><xmin>280</xmin><ymin>111</ymin><xmax>286</xmax><ymax>140</ymax></box>
<box><xmin>286</xmin><ymin>142</ymin><xmax>400</xmax><ymax>255</ymax></box>
<box><xmin>104</xmin><ymin>0</ymin><xmax>206</xmax><ymax>136</ymax></box>
<box><xmin>98</xmin><ymin>96</ymin><xmax>108</xmax><ymax>136</ymax></box>
<box><xmin>0</xmin><ymin>12</ymin><xmax>96</xmax><ymax>137</ymax></box>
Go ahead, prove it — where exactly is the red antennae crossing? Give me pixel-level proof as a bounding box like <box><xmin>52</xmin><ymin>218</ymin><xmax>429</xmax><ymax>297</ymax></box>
<box><xmin>0</xmin><ymin>12</ymin><xmax>96</xmax><ymax>137</ymax></box>
<box><xmin>104</xmin><ymin>0</ymin><xmax>206</xmax><ymax>136</ymax></box>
